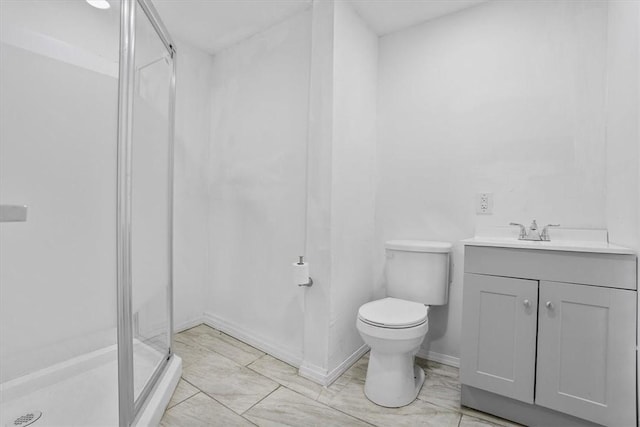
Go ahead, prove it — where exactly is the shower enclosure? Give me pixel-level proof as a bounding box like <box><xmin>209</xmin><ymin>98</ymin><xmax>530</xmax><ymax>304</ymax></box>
<box><xmin>0</xmin><ymin>0</ymin><xmax>179</xmax><ymax>425</ymax></box>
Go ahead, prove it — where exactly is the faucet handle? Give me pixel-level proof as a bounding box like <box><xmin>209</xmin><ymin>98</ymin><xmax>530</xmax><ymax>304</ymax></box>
<box><xmin>509</xmin><ymin>222</ymin><xmax>526</xmax><ymax>239</ymax></box>
<box><xmin>541</xmin><ymin>224</ymin><xmax>560</xmax><ymax>241</ymax></box>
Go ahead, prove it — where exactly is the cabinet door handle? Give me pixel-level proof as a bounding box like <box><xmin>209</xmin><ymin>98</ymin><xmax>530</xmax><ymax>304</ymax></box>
<box><xmin>523</xmin><ymin>299</ymin><xmax>531</xmax><ymax>308</ymax></box>
<box><xmin>545</xmin><ymin>301</ymin><xmax>554</xmax><ymax>309</ymax></box>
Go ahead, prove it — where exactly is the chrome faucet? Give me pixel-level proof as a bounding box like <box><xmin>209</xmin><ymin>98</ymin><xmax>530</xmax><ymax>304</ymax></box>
<box><xmin>527</xmin><ymin>220</ymin><xmax>542</xmax><ymax>240</ymax></box>
<box><xmin>510</xmin><ymin>220</ymin><xmax>560</xmax><ymax>241</ymax></box>
<box><xmin>509</xmin><ymin>222</ymin><xmax>527</xmax><ymax>239</ymax></box>
<box><xmin>540</xmin><ymin>223</ymin><xmax>560</xmax><ymax>241</ymax></box>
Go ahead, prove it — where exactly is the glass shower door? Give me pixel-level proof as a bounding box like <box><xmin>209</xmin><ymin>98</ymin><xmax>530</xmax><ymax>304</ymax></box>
<box><xmin>117</xmin><ymin>1</ymin><xmax>176</xmax><ymax>423</ymax></box>
<box><xmin>130</xmin><ymin>0</ymin><xmax>174</xmax><ymax>407</ymax></box>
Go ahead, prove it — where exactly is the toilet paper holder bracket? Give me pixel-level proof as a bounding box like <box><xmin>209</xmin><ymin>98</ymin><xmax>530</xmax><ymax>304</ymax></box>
<box><xmin>297</xmin><ymin>256</ymin><xmax>313</xmax><ymax>287</ymax></box>
<box><xmin>299</xmin><ymin>277</ymin><xmax>313</xmax><ymax>287</ymax></box>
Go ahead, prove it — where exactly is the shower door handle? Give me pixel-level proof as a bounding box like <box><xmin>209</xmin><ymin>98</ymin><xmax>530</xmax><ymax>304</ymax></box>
<box><xmin>0</xmin><ymin>205</ymin><xmax>28</xmax><ymax>222</ymax></box>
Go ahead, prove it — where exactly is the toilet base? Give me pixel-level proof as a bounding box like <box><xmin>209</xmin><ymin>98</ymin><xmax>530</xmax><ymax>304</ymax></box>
<box><xmin>363</xmin><ymin>352</ymin><xmax>426</xmax><ymax>408</ymax></box>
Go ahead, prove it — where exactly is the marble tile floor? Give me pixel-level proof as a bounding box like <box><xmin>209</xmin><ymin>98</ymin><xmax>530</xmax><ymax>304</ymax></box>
<box><xmin>162</xmin><ymin>325</ymin><xmax>523</xmax><ymax>427</ymax></box>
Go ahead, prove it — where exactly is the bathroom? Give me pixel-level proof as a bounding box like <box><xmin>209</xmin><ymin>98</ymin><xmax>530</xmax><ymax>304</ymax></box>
<box><xmin>0</xmin><ymin>0</ymin><xmax>638</xmax><ymax>426</ymax></box>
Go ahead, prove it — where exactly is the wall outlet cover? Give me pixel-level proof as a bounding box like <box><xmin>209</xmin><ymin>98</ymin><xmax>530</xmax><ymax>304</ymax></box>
<box><xmin>476</xmin><ymin>192</ymin><xmax>493</xmax><ymax>214</ymax></box>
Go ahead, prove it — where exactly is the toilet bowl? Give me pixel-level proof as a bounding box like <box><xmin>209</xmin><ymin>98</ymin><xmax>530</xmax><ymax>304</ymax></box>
<box><xmin>356</xmin><ymin>240</ymin><xmax>451</xmax><ymax>408</ymax></box>
<box><xmin>357</xmin><ymin>297</ymin><xmax>429</xmax><ymax>407</ymax></box>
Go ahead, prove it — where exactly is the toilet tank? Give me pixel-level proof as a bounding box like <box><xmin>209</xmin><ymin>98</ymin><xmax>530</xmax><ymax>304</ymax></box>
<box><xmin>385</xmin><ymin>240</ymin><xmax>452</xmax><ymax>305</ymax></box>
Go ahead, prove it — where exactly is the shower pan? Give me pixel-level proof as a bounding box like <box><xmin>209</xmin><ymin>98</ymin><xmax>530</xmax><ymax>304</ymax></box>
<box><xmin>0</xmin><ymin>0</ymin><xmax>180</xmax><ymax>425</ymax></box>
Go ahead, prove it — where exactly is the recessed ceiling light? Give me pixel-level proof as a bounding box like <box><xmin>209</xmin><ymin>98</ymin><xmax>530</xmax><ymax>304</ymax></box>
<box><xmin>86</xmin><ymin>0</ymin><xmax>110</xmax><ymax>9</ymax></box>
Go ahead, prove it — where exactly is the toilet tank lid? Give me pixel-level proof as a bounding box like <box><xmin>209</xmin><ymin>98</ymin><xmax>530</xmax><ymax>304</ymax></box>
<box><xmin>385</xmin><ymin>240</ymin><xmax>452</xmax><ymax>253</ymax></box>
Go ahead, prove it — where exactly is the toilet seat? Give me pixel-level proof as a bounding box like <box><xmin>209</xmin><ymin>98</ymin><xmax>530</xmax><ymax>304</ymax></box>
<box><xmin>358</xmin><ymin>297</ymin><xmax>428</xmax><ymax>329</ymax></box>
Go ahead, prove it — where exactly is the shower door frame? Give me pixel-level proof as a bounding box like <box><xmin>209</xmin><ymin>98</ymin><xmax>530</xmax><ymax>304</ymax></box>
<box><xmin>116</xmin><ymin>0</ymin><xmax>176</xmax><ymax>425</ymax></box>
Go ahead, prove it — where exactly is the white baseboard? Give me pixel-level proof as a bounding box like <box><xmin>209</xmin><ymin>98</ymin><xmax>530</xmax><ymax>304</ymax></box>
<box><xmin>187</xmin><ymin>313</ymin><xmax>459</xmax><ymax>384</ymax></box>
<box><xmin>202</xmin><ymin>311</ymin><xmax>303</xmax><ymax>368</ymax></box>
<box><xmin>299</xmin><ymin>344</ymin><xmax>369</xmax><ymax>387</ymax></box>
<box><xmin>326</xmin><ymin>344</ymin><xmax>369</xmax><ymax>385</ymax></box>
<box><xmin>174</xmin><ymin>317</ymin><xmax>206</xmax><ymax>334</ymax></box>
<box><xmin>298</xmin><ymin>362</ymin><xmax>329</xmax><ymax>385</ymax></box>
<box><xmin>416</xmin><ymin>349</ymin><xmax>460</xmax><ymax>368</ymax></box>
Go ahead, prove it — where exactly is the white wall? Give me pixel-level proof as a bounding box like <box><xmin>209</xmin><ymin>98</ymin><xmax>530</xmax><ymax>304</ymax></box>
<box><xmin>173</xmin><ymin>40</ymin><xmax>214</xmax><ymax>331</ymax></box>
<box><xmin>202</xmin><ymin>2</ymin><xmax>377</xmax><ymax>380</ymax></box>
<box><xmin>206</xmin><ymin>9</ymin><xmax>312</xmax><ymax>365</ymax></box>
<box><xmin>328</xmin><ymin>0</ymin><xmax>377</xmax><ymax>371</ymax></box>
<box><xmin>300</xmin><ymin>0</ymin><xmax>378</xmax><ymax>382</ymax></box>
<box><xmin>605</xmin><ymin>0</ymin><xmax>640</xmax><ymax>251</ymax></box>
<box><xmin>302</xmin><ymin>0</ymin><xmax>334</xmax><ymax>376</ymax></box>
<box><xmin>605</xmin><ymin>0</ymin><xmax>640</xmax><ymax>414</ymax></box>
<box><xmin>377</xmin><ymin>0</ymin><xmax>609</xmax><ymax>362</ymax></box>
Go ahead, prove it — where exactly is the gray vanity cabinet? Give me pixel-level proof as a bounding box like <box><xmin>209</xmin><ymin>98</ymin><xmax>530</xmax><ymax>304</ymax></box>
<box><xmin>460</xmin><ymin>245</ymin><xmax>637</xmax><ymax>427</ymax></box>
<box><xmin>460</xmin><ymin>273</ymin><xmax>538</xmax><ymax>404</ymax></box>
<box><xmin>536</xmin><ymin>281</ymin><xmax>636</xmax><ymax>426</ymax></box>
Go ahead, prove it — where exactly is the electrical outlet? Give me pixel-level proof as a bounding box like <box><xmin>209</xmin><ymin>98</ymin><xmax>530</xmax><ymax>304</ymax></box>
<box><xmin>476</xmin><ymin>192</ymin><xmax>493</xmax><ymax>214</ymax></box>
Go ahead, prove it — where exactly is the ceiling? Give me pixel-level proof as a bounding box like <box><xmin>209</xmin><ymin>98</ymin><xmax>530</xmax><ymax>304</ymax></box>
<box><xmin>349</xmin><ymin>0</ymin><xmax>485</xmax><ymax>35</ymax></box>
<box><xmin>2</xmin><ymin>1</ymin><xmax>486</xmax><ymax>58</ymax></box>
<box><xmin>154</xmin><ymin>0</ymin><xmax>486</xmax><ymax>55</ymax></box>
<box><xmin>1</xmin><ymin>0</ymin><xmax>121</xmax><ymax>62</ymax></box>
<box><xmin>154</xmin><ymin>0</ymin><xmax>313</xmax><ymax>54</ymax></box>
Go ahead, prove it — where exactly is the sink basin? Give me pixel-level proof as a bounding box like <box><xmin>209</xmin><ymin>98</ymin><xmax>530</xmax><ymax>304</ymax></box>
<box><xmin>462</xmin><ymin>227</ymin><xmax>635</xmax><ymax>255</ymax></box>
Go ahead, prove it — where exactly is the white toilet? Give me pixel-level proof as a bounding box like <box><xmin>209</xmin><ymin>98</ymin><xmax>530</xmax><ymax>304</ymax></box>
<box><xmin>357</xmin><ymin>240</ymin><xmax>451</xmax><ymax>408</ymax></box>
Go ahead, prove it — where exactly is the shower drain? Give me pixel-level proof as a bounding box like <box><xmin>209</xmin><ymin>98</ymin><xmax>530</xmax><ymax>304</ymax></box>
<box><xmin>9</xmin><ymin>411</ymin><xmax>41</xmax><ymax>427</ymax></box>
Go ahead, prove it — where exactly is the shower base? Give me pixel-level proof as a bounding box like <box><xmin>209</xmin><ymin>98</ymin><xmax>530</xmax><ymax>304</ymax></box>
<box><xmin>0</xmin><ymin>341</ymin><xmax>181</xmax><ymax>426</ymax></box>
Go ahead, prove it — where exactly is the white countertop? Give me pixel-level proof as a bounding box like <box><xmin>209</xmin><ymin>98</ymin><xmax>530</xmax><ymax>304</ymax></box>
<box><xmin>462</xmin><ymin>227</ymin><xmax>636</xmax><ymax>255</ymax></box>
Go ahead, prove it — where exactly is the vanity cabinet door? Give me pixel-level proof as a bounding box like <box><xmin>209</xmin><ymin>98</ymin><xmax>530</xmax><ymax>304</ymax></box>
<box><xmin>536</xmin><ymin>281</ymin><xmax>637</xmax><ymax>426</ymax></box>
<box><xmin>460</xmin><ymin>273</ymin><xmax>538</xmax><ymax>404</ymax></box>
